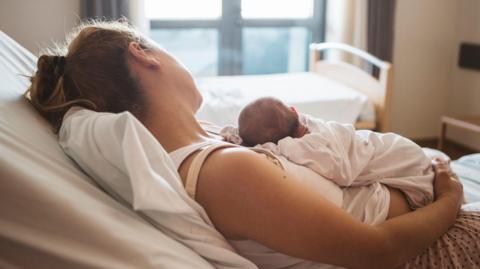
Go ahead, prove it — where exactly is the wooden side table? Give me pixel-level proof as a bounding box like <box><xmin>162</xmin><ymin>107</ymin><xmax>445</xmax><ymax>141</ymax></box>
<box><xmin>438</xmin><ymin>115</ymin><xmax>480</xmax><ymax>150</ymax></box>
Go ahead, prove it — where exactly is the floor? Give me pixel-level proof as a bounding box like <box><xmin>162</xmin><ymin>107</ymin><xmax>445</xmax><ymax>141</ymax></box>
<box><xmin>415</xmin><ymin>139</ymin><xmax>477</xmax><ymax>160</ymax></box>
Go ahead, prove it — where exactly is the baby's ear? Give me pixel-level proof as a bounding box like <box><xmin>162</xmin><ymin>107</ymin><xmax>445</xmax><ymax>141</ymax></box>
<box><xmin>290</xmin><ymin>106</ymin><xmax>298</xmax><ymax>116</ymax></box>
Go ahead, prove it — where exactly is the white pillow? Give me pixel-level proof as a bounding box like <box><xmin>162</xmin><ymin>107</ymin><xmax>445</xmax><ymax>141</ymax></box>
<box><xmin>58</xmin><ymin>106</ymin><xmax>256</xmax><ymax>269</ymax></box>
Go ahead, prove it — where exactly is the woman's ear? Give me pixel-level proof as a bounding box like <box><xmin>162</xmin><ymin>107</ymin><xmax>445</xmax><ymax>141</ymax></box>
<box><xmin>128</xmin><ymin>42</ymin><xmax>160</xmax><ymax>69</ymax></box>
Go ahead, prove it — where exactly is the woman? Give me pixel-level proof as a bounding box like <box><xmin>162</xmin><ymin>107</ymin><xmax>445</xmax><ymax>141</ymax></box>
<box><xmin>26</xmin><ymin>21</ymin><xmax>479</xmax><ymax>269</ymax></box>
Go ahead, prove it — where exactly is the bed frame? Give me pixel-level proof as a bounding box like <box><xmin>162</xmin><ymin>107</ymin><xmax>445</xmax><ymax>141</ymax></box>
<box><xmin>309</xmin><ymin>43</ymin><xmax>393</xmax><ymax>132</ymax></box>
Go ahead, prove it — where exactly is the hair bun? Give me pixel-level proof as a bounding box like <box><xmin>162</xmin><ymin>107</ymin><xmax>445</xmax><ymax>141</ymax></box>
<box><xmin>38</xmin><ymin>55</ymin><xmax>66</xmax><ymax>78</ymax></box>
<box><xmin>27</xmin><ymin>54</ymin><xmax>69</xmax><ymax>120</ymax></box>
<box><xmin>53</xmin><ymin>55</ymin><xmax>66</xmax><ymax>75</ymax></box>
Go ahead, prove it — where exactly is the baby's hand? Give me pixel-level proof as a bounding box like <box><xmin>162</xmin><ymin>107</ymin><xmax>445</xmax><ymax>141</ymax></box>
<box><xmin>219</xmin><ymin>125</ymin><xmax>243</xmax><ymax>145</ymax></box>
<box><xmin>294</xmin><ymin>123</ymin><xmax>309</xmax><ymax>138</ymax></box>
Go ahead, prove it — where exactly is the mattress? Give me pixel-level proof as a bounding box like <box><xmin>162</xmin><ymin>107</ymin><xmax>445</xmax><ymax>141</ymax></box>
<box><xmin>195</xmin><ymin>72</ymin><xmax>375</xmax><ymax>127</ymax></box>
<box><xmin>452</xmin><ymin>153</ymin><xmax>480</xmax><ymax>203</ymax></box>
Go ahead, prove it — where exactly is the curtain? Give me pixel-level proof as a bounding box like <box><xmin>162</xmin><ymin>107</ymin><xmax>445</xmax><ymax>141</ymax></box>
<box><xmin>81</xmin><ymin>0</ymin><xmax>150</xmax><ymax>35</ymax></box>
<box><xmin>81</xmin><ymin>0</ymin><xmax>130</xmax><ymax>20</ymax></box>
<box><xmin>324</xmin><ymin>0</ymin><xmax>368</xmax><ymax>66</ymax></box>
<box><xmin>128</xmin><ymin>0</ymin><xmax>149</xmax><ymax>35</ymax></box>
<box><xmin>324</xmin><ymin>0</ymin><xmax>396</xmax><ymax>70</ymax></box>
<box><xmin>367</xmin><ymin>0</ymin><xmax>396</xmax><ymax>62</ymax></box>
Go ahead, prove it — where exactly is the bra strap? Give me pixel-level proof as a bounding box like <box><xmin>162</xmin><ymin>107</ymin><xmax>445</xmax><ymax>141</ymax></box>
<box><xmin>185</xmin><ymin>143</ymin><xmax>238</xmax><ymax>199</ymax></box>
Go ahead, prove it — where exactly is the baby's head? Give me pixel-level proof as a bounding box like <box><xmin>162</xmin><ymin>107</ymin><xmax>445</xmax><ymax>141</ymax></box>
<box><xmin>238</xmin><ymin>97</ymin><xmax>299</xmax><ymax>146</ymax></box>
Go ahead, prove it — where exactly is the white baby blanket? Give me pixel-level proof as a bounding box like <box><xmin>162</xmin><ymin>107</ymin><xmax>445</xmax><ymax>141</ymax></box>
<box><xmin>58</xmin><ymin>106</ymin><xmax>257</xmax><ymax>269</ymax></box>
<box><xmin>265</xmin><ymin>115</ymin><xmax>435</xmax><ymax>210</ymax></box>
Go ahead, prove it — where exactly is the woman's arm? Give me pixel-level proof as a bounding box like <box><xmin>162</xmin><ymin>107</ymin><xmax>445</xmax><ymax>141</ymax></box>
<box><xmin>373</xmin><ymin>159</ymin><xmax>462</xmax><ymax>266</ymax></box>
<box><xmin>195</xmin><ymin>148</ymin><xmax>462</xmax><ymax>269</ymax></box>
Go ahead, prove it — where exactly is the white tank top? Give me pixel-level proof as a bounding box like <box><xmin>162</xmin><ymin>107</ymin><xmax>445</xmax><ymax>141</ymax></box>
<box><xmin>169</xmin><ymin>139</ymin><xmax>218</xmax><ymax>170</ymax></box>
<box><xmin>167</xmin><ymin>137</ymin><xmax>342</xmax><ymax>269</ymax></box>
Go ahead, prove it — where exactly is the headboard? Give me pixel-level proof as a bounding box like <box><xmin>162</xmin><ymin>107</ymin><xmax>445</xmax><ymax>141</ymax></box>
<box><xmin>309</xmin><ymin>43</ymin><xmax>393</xmax><ymax>133</ymax></box>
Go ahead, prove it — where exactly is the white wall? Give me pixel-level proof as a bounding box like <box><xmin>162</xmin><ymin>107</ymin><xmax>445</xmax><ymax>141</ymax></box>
<box><xmin>390</xmin><ymin>0</ymin><xmax>458</xmax><ymax>139</ymax></box>
<box><xmin>0</xmin><ymin>0</ymin><xmax>80</xmax><ymax>54</ymax></box>
<box><xmin>446</xmin><ymin>0</ymin><xmax>480</xmax><ymax>150</ymax></box>
<box><xmin>391</xmin><ymin>0</ymin><xmax>480</xmax><ymax>151</ymax></box>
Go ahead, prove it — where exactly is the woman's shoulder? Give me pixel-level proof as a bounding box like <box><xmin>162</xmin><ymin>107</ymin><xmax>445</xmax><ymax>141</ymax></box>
<box><xmin>194</xmin><ymin>146</ymin><xmax>286</xmax><ymax>239</ymax></box>
<box><xmin>195</xmin><ymin>143</ymin><xmax>286</xmax><ymax>200</ymax></box>
<box><xmin>203</xmin><ymin>146</ymin><xmax>276</xmax><ymax>175</ymax></box>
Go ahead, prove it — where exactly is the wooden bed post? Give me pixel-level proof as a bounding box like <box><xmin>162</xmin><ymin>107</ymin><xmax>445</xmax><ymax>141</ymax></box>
<box><xmin>309</xmin><ymin>43</ymin><xmax>393</xmax><ymax>133</ymax></box>
<box><xmin>309</xmin><ymin>47</ymin><xmax>321</xmax><ymax>73</ymax></box>
<box><xmin>377</xmin><ymin>64</ymin><xmax>393</xmax><ymax>133</ymax></box>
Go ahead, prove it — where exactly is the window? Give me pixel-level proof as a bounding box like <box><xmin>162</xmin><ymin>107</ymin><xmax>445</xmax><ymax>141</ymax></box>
<box><xmin>146</xmin><ymin>0</ymin><xmax>326</xmax><ymax>76</ymax></box>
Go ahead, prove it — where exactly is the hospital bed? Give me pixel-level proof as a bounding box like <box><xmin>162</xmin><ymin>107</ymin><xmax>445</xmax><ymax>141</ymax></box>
<box><xmin>196</xmin><ymin>43</ymin><xmax>392</xmax><ymax>132</ymax></box>
<box><xmin>1</xmin><ymin>31</ymin><xmax>479</xmax><ymax>267</ymax></box>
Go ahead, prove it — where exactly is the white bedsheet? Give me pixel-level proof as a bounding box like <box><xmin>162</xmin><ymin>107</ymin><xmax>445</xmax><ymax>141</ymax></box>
<box><xmin>196</xmin><ymin>72</ymin><xmax>375</xmax><ymax>127</ymax></box>
<box><xmin>452</xmin><ymin>154</ymin><xmax>480</xmax><ymax>203</ymax></box>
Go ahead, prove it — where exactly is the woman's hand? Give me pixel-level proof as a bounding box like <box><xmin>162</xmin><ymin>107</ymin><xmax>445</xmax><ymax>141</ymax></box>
<box><xmin>431</xmin><ymin>157</ymin><xmax>463</xmax><ymax>211</ymax></box>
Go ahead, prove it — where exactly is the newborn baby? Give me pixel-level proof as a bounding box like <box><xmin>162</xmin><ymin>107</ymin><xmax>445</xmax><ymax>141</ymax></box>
<box><xmin>233</xmin><ymin>97</ymin><xmax>436</xmax><ymax>210</ymax></box>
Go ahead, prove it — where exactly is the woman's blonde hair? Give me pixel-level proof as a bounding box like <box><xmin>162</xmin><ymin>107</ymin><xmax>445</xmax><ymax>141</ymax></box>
<box><xmin>25</xmin><ymin>20</ymin><xmax>151</xmax><ymax>133</ymax></box>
